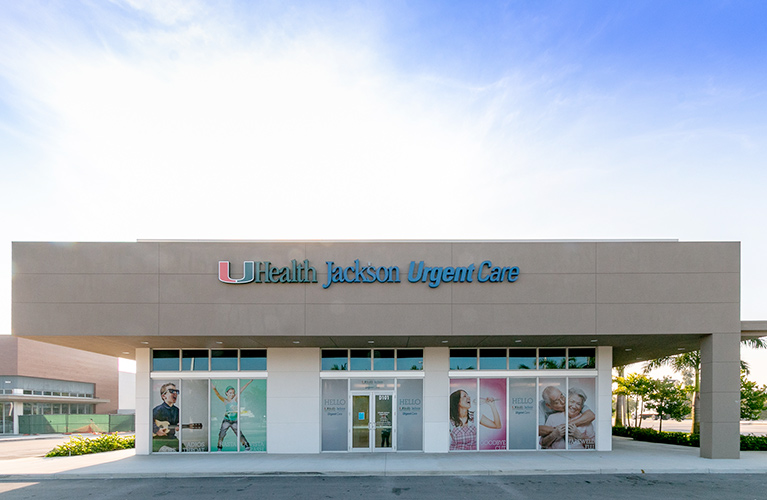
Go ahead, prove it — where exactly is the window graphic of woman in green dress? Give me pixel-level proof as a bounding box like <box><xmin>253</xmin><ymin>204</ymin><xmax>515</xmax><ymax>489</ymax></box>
<box><xmin>212</xmin><ymin>380</ymin><xmax>253</xmax><ymax>451</ymax></box>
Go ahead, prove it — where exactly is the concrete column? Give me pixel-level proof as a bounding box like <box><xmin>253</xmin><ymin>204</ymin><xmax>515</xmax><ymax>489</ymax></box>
<box><xmin>423</xmin><ymin>347</ymin><xmax>449</xmax><ymax>453</ymax></box>
<box><xmin>267</xmin><ymin>348</ymin><xmax>320</xmax><ymax>453</ymax></box>
<box><xmin>135</xmin><ymin>348</ymin><xmax>151</xmax><ymax>455</ymax></box>
<box><xmin>699</xmin><ymin>333</ymin><xmax>740</xmax><ymax>459</ymax></box>
<box><xmin>596</xmin><ymin>346</ymin><xmax>612</xmax><ymax>451</ymax></box>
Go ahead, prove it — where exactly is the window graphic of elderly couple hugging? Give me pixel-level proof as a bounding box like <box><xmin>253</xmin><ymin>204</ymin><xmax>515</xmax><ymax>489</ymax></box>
<box><xmin>538</xmin><ymin>385</ymin><xmax>595</xmax><ymax>449</ymax></box>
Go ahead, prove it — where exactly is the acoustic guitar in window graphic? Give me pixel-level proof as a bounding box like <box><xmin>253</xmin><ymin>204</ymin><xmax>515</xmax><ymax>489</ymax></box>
<box><xmin>154</xmin><ymin>420</ymin><xmax>203</xmax><ymax>434</ymax></box>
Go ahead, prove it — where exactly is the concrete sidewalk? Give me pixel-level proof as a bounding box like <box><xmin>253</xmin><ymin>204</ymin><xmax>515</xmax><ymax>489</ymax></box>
<box><xmin>2</xmin><ymin>437</ymin><xmax>767</xmax><ymax>480</ymax></box>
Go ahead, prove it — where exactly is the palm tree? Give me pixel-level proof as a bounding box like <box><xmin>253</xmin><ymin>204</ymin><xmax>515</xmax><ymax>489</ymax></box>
<box><xmin>645</xmin><ymin>337</ymin><xmax>767</xmax><ymax>434</ymax></box>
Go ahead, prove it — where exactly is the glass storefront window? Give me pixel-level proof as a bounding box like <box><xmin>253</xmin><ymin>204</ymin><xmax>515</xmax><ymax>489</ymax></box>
<box><xmin>509</xmin><ymin>349</ymin><xmax>537</xmax><ymax>369</ymax></box>
<box><xmin>479</xmin><ymin>378</ymin><xmax>506</xmax><ymax>450</ymax></box>
<box><xmin>479</xmin><ymin>349</ymin><xmax>507</xmax><ymax>370</ymax></box>
<box><xmin>181</xmin><ymin>379</ymin><xmax>209</xmax><ymax>452</ymax></box>
<box><xmin>444</xmin><ymin>374</ymin><xmax>598</xmax><ymax>452</ymax></box>
<box><xmin>450</xmin><ymin>349</ymin><xmax>477</xmax><ymax>370</ymax></box>
<box><xmin>153</xmin><ymin>349</ymin><xmax>269</xmax><ymax>372</ymax></box>
<box><xmin>153</xmin><ymin>350</ymin><xmax>180</xmax><ymax>371</ymax></box>
<box><xmin>538</xmin><ymin>348</ymin><xmax>566</xmax><ymax>369</ymax></box>
<box><xmin>152</xmin><ymin>379</ymin><xmax>180</xmax><ymax>452</ymax></box>
<box><xmin>568</xmin><ymin>348</ymin><xmax>596</xmax><ymax>369</ymax></box>
<box><xmin>210</xmin><ymin>379</ymin><xmax>266</xmax><ymax>452</ymax></box>
<box><xmin>211</xmin><ymin>350</ymin><xmax>238</xmax><ymax>371</ymax></box>
<box><xmin>350</xmin><ymin>350</ymin><xmax>372</xmax><ymax>371</ymax></box>
<box><xmin>396</xmin><ymin>379</ymin><xmax>423</xmax><ymax>450</ymax></box>
<box><xmin>508</xmin><ymin>377</ymin><xmax>537</xmax><ymax>449</ymax></box>
<box><xmin>568</xmin><ymin>378</ymin><xmax>597</xmax><ymax>449</ymax></box>
<box><xmin>322</xmin><ymin>349</ymin><xmax>425</xmax><ymax>371</ymax></box>
<box><xmin>239</xmin><ymin>379</ymin><xmax>267</xmax><ymax>452</ymax></box>
<box><xmin>538</xmin><ymin>377</ymin><xmax>566</xmax><ymax>449</ymax></box>
<box><xmin>182</xmin><ymin>350</ymin><xmax>209</xmax><ymax>371</ymax></box>
<box><xmin>373</xmin><ymin>349</ymin><xmax>395</xmax><ymax>370</ymax></box>
<box><xmin>321</xmin><ymin>379</ymin><xmax>349</xmax><ymax>451</ymax></box>
<box><xmin>210</xmin><ymin>379</ymin><xmax>237</xmax><ymax>451</ymax></box>
<box><xmin>240</xmin><ymin>350</ymin><xmax>267</xmax><ymax>370</ymax></box>
<box><xmin>396</xmin><ymin>350</ymin><xmax>423</xmax><ymax>370</ymax></box>
<box><xmin>448</xmin><ymin>378</ymin><xmax>478</xmax><ymax>450</ymax></box>
<box><xmin>322</xmin><ymin>350</ymin><xmax>348</xmax><ymax>371</ymax></box>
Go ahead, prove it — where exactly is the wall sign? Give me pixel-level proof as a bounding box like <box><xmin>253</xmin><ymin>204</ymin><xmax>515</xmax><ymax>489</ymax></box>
<box><xmin>219</xmin><ymin>259</ymin><xmax>520</xmax><ymax>289</ymax></box>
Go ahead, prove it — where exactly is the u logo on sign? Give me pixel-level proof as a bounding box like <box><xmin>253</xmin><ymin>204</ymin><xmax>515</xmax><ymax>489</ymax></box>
<box><xmin>219</xmin><ymin>261</ymin><xmax>255</xmax><ymax>284</ymax></box>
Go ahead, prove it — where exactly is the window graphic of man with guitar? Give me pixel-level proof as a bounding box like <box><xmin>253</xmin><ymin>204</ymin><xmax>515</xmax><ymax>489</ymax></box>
<box><xmin>152</xmin><ymin>382</ymin><xmax>180</xmax><ymax>452</ymax></box>
<box><xmin>152</xmin><ymin>382</ymin><xmax>203</xmax><ymax>452</ymax></box>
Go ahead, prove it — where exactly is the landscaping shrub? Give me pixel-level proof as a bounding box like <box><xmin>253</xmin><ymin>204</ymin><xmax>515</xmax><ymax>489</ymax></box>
<box><xmin>611</xmin><ymin>426</ymin><xmax>633</xmax><ymax>438</ymax></box>
<box><xmin>46</xmin><ymin>433</ymin><xmax>135</xmax><ymax>457</ymax></box>
<box><xmin>740</xmin><ymin>434</ymin><xmax>767</xmax><ymax>451</ymax></box>
<box><xmin>613</xmin><ymin>427</ymin><xmax>767</xmax><ymax>451</ymax></box>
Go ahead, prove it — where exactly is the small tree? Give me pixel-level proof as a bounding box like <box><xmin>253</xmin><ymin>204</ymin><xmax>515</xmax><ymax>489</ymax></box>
<box><xmin>741</xmin><ymin>372</ymin><xmax>767</xmax><ymax>421</ymax></box>
<box><xmin>645</xmin><ymin>377</ymin><xmax>691</xmax><ymax>433</ymax></box>
<box><xmin>614</xmin><ymin>373</ymin><xmax>654</xmax><ymax>427</ymax></box>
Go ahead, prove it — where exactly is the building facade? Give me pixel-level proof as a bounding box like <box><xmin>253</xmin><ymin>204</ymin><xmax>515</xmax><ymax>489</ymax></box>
<box><xmin>0</xmin><ymin>336</ymin><xmax>117</xmax><ymax>434</ymax></box>
<box><xmin>11</xmin><ymin>240</ymin><xmax>751</xmax><ymax>457</ymax></box>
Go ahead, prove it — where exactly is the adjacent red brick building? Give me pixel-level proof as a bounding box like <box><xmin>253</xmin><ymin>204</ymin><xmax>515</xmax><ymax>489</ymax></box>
<box><xmin>0</xmin><ymin>336</ymin><xmax>118</xmax><ymax>434</ymax></box>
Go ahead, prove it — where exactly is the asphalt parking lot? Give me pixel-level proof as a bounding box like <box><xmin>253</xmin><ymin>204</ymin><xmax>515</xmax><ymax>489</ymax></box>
<box><xmin>1</xmin><ymin>474</ymin><xmax>767</xmax><ymax>500</ymax></box>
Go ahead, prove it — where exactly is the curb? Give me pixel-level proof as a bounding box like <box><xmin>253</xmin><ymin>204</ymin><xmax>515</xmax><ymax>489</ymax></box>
<box><xmin>2</xmin><ymin>467</ymin><xmax>767</xmax><ymax>480</ymax></box>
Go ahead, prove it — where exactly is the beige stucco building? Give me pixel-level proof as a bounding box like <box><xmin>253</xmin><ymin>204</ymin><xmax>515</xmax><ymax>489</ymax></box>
<box><xmin>11</xmin><ymin>239</ymin><xmax>764</xmax><ymax>458</ymax></box>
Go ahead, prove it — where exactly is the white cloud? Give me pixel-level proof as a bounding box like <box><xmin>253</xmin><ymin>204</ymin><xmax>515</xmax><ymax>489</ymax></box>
<box><xmin>118</xmin><ymin>0</ymin><xmax>202</xmax><ymax>25</ymax></box>
<box><xmin>1</xmin><ymin>2</ymin><xmax>766</xmax><ymax>372</ymax></box>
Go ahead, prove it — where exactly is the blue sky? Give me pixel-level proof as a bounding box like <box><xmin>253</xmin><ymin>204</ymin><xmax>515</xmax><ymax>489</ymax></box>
<box><xmin>2</xmin><ymin>1</ymin><xmax>766</xmax><ymax>376</ymax></box>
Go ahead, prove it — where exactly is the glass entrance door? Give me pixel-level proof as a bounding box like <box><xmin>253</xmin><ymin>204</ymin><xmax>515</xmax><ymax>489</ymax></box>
<box><xmin>374</xmin><ymin>393</ymin><xmax>393</xmax><ymax>451</ymax></box>
<box><xmin>350</xmin><ymin>392</ymin><xmax>394</xmax><ymax>451</ymax></box>
<box><xmin>1</xmin><ymin>403</ymin><xmax>12</xmax><ymax>434</ymax></box>
<box><xmin>351</xmin><ymin>394</ymin><xmax>370</xmax><ymax>449</ymax></box>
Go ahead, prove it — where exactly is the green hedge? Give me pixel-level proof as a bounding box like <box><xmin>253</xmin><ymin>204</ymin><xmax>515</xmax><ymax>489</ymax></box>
<box><xmin>740</xmin><ymin>434</ymin><xmax>767</xmax><ymax>451</ymax></box>
<box><xmin>613</xmin><ymin>426</ymin><xmax>767</xmax><ymax>451</ymax></box>
<box><xmin>46</xmin><ymin>433</ymin><xmax>135</xmax><ymax>457</ymax></box>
